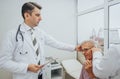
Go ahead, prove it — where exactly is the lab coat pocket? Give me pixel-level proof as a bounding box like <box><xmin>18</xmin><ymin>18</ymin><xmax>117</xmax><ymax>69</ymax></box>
<box><xmin>18</xmin><ymin>43</ymin><xmax>28</xmax><ymax>56</ymax></box>
<box><xmin>15</xmin><ymin>50</ymin><xmax>28</xmax><ymax>62</ymax></box>
<box><xmin>14</xmin><ymin>41</ymin><xmax>28</xmax><ymax>61</ymax></box>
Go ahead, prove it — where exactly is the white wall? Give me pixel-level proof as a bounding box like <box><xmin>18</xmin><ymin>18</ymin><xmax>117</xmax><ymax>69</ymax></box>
<box><xmin>78</xmin><ymin>0</ymin><xmax>104</xmax><ymax>12</ymax></box>
<box><xmin>0</xmin><ymin>0</ymin><xmax>76</xmax><ymax>78</ymax></box>
<box><xmin>109</xmin><ymin>3</ymin><xmax>120</xmax><ymax>28</ymax></box>
<box><xmin>78</xmin><ymin>9</ymin><xmax>104</xmax><ymax>43</ymax></box>
<box><xmin>77</xmin><ymin>0</ymin><xmax>104</xmax><ymax>44</ymax></box>
<box><xmin>109</xmin><ymin>3</ymin><xmax>120</xmax><ymax>44</ymax></box>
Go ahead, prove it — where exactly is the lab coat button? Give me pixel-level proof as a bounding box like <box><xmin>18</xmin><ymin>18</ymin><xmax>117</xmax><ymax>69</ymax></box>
<box><xmin>25</xmin><ymin>52</ymin><xmax>28</xmax><ymax>54</ymax></box>
<box><xmin>20</xmin><ymin>52</ymin><xmax>22</xmax><ymax>54</ymax></box>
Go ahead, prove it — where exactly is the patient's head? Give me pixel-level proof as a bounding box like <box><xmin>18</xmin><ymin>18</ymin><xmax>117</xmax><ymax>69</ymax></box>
<box><xmin>80</xmin><ymin>40</ymin><xmax>95</xmax><ymax>60</ymax></box>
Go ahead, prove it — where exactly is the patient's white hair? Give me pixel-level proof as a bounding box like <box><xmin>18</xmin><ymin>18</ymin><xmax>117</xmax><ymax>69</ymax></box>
<box><xmin>80</xmin><ymin>40</ymin><xmax>95</xmax><ymax>47</ymax></box>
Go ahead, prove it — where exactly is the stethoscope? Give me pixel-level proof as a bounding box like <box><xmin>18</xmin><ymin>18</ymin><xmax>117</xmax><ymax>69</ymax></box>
<box><xmin>16</xmin><ymin>24</ymin><xmax>24</xmax><ymax>42</ymax></box>
<box><xmin>16</xmin><ymin>24</ymin><xmax>28</xmax><ymax>55</ymax></box>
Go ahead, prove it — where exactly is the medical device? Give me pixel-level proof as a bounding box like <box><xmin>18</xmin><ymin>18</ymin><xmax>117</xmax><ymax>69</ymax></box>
<box><xmin>16</xmin><ymin>24</ymin><xmax>24</xmax><ymax>42</ymax></box>
<box><xmin>43</xmin><ymin>58</ymin><xmax>58</xmax><ymax>66</ymax></box>
<box><xmin>15</xmin><ymin>24</ymin><xmax>27</xmax><ymax>55</ymax></box>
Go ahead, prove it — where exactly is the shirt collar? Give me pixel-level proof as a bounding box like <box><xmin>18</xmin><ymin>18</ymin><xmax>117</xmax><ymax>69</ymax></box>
<box><xmin>20</xmin><ymin>22</ymin><xmax>38</xmax><ymax>32</ymax></box>
<box><xmin>23</xmin><ymin>23</ymin><xmax>38</xmax><ymax>30</ymax></box>
<box><xmin>23</xmin><ymin>23</ymin><xmax>32</xmax><ymax>31</ymax></box>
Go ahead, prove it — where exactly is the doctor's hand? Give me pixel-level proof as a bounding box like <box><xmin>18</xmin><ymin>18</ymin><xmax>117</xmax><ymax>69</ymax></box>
<box><xmin>27</xmin><ymin>64</ymin><xmax>44</xmax><ymax>73</ymax></box>
<box><xmin>75</xmin><ymin>45</ymin><xmax>81</xmax><ymax>51</ymax></box>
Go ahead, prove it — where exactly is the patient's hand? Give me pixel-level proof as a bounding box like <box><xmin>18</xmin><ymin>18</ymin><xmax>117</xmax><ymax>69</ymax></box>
<box><xmin>84</xmin><ymin>60</ymin><xmax>96</xmax><ymax>79</ymax></box>
<box><xmin>84</xmin><ymin>60</ymin><xmax>92</xmax><ymax>69</ymax></box>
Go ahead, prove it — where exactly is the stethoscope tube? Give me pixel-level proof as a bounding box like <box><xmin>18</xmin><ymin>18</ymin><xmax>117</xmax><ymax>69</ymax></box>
<box><xmin>16</xmin><ymin>24</ymin><xmax>27</xmax><ymax>55</ymax></box>
<box><xmin>16</xmin><ymin>24</ymin><xmax>24</xmax><ymax>42</ymax></box>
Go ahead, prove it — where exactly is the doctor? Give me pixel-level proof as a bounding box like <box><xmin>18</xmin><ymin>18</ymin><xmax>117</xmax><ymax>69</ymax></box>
<box><xmin>0</xmin><ymin>2</ymin><xmax>79</xmax><ymax>79</ymax></box>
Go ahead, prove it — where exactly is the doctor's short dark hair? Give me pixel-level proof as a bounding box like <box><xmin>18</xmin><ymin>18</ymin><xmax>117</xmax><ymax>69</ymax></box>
<box><xmin>22</xmin><ymin>2</ymin><xmax>42</xmax><ymax>19</ymax></box>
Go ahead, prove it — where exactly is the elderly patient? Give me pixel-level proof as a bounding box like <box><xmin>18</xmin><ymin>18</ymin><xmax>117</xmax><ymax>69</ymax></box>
<box><xmin>79</xmin><ymin>40</ymin><xmax>96</xmax><ymax>79</ymax></box>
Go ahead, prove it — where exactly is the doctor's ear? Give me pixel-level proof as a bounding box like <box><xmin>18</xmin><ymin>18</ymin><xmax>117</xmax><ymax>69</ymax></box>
<box><xmin>24</xmin><ymin>12</ymin><xmax>30</xmax><ymax>18</ymax></box>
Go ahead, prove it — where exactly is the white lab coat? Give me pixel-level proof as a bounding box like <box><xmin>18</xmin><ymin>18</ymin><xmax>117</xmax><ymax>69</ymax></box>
<box><xmin>92</xmin><ymin>44</ymin><xmax>120</xmax><ymax>79</ymax></box>
<box><xmin>0</xmin><ymin>23</ymin><xmax>75</xmax><ymax>79</ymax></box>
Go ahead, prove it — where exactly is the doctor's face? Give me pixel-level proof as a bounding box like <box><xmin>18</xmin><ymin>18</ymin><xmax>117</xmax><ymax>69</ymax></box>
<box><xmin>26</xmin><ymin>7</ymin><xmax>42</xmax><ymax>27</ymax></box>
